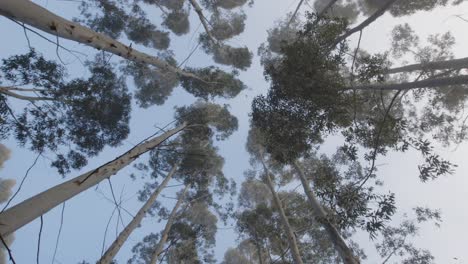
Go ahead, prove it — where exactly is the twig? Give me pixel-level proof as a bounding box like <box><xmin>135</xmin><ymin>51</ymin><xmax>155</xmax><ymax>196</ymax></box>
<box><xmin>51</xmin><ymin>202</ymin><xmax>66</xmax><ymax>264</ymax></box>
<box><xmin>37</xmin><ymin>215</ymin><xmax>44</xmax><ymax>264</ymax></box>
<box><xmin>2</xmin><ymin>152</ymin><xmax>42</xmax><ymax>212</ymax></box>
<box><xmin>0</xmin><ymin>234</ymin><xmax>16</xmax><ymax>264</ymax></box>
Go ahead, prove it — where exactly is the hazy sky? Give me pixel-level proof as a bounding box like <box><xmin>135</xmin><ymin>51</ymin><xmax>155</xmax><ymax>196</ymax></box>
<box><xmin>1</xmin><ymin>0</ymin><xmax>468</xmax><ymax>263</ymax></box>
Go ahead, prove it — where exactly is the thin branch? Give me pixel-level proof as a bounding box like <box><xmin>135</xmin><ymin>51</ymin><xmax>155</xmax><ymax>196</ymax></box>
<box><xmin>52</xmin><ymin>202</ymin><xmax>66</xmax><ymax>264</ymax></box>
<box><xmin>287</xmin><ymin>0</ymin><xmax>305</xmax><ymax>27</ymax></box>
<box><xmin>0</xmin><ymin>234</ymin><xmax>16</xmax><ymax>264</ymax></box>
<box><xmin>1</xmin><ymin>152</ymin><xmax>42</xmax><ymax>212</ymax></box>
<box><xmin>333</xmin><ymin>0</ymin><xmax>398</xmax><ymax>46</ymax></box>
<box><xmin>188</xmin><ymin>0</ymin><xmax>218</xmax><ymax>43</ymax></box>
<box><xmin>37</xmin><ymin>215</ymin><xmax>44</xmax><ymax>264</ymax></box>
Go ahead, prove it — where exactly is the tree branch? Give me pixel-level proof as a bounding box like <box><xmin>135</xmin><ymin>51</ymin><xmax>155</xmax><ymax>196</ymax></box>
<box><xmin>386</xmin><ymin>57</ymin><xmax>468</xmax><ymax>74</ymax></box>
<box><xmin>344</xmin><ymin>75</ymin><xmax>468</xmax><ymax>91</ymax></box>
<box><xmin>333</xmin><ymin>0</ymin><xmax>398</xmax><ymax>46</ymax></box>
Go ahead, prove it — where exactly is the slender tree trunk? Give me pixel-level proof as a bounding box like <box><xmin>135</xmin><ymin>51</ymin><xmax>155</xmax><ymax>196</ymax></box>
<box><xmin>0</xmin><ymin>86</ymin><xmax>54</xmax><ymax>101</ymax></box>
<box><xmin>188</xmin><ymin>0</ymin><xmax>217</xmax><ymax>43</ymax></box>
<box><xmin>287</xmin><ymin>0</ymin><xmax>305</xmax><ymax>27</ymax></box>
<box><xmin>260</xmin><ymin>155</ymin><xmax>304</xmax><ymax>264</ymax></box>
<box><xmin>386</xmin><ymin>57</ymin><xmax>468</xmax><ymax>74</ymax></box>
<box><xmin>149</xmin><ymin>184</ymin><xmax>190</xmax><ymax>264</ymax></box>
<box><xmin>293</xmin><ymin>161</ymin><xmax>359</xmax><ymax>264</ymax></box>
<box><xmin>333</xmin><ymin>0</ymin><xmax>398</xmax><ymax>46</ymax></box>
<box><xmin>345</xmin><ymin>75</ymin><xmax>468</xmax><ymax>91</ymax></box>
<box><xmin>253</xmin><ymin>235</ymin><xmax>265</xmax><ymax>264</ymax></box>
<box><xmin>0</xmin><ymin>123</ymin><xmax>187</xmax><ymax>237</ymax></box>
<box><xmin>0</xmin><ymin>0</ymin><xmax>201</xmax><ymax>80</ymax></box>
<box><xmin>97</xmin><ymin>166</ymin><xmax>178</xmax><ymax>264</ymax></box>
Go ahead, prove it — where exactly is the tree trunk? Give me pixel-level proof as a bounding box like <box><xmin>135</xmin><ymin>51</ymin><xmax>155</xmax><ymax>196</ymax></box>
<box><xmin>149</xmin><ymin>184</ymin><xmax>190</xmax><ymax>264</ymax></box>
<box><xmin>97</xmin><ymin>165</ymin><xmax>178</xmax><ymax>264</ymax></box>
<box><xmin>0</xmin><ymin>0</ymin><xmax>201</xmax><ymax>80</ymax></box>
<box><xmin>293</xmin><ymin>161</ymin><xmax>359</xmax><ymax>264</ymax></box>
<box><xmin>188</xmin><ymin>0</ymin><xmax>217</xmax><ymax>43</ymax></box>
<box><xmin>0</xmin><ymin>123</ymin><xmax>187</xmax><ymax>237</ymax></box>
<box><xmin>345</xmin><ymin>75</ymin><xmax>468</xmax><ymax>91</ymax></box>
<box><xmin>287</xmin><ymin>0</ymin><xmax>305</xmax><ymax>27</ymax></box>
<box><xmin>0</xmin><ymin>86</ymin><xmax>54</xmax><ymax>101</ymax></box>
<box><xmin>386</xmin><ymin>57</ymin><xmax>468</xmax><ymax>74</ymax></box>
<box><xmin>260</xmin><ymin>155</ymin><xmax>304</xmax><ymax>264</ymax></box>
<box><xmin>333</xmin><ymin>0</ymin><xmax>398</xmax><ymax>46</ymax></box>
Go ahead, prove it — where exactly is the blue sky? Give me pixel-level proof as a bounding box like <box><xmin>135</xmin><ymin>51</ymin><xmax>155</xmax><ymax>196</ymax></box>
<box><xmin>1</xmin><ymin>0</ymin><xmax>468</xmax><ymax>263</ymax></box>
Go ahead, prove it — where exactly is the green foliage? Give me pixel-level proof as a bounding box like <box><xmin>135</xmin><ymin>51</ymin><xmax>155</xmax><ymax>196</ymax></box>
<box><xmin>0</xmin><ymin>51</ymin><xmax>131</xmax><ymax>174</ymax></box>
<box><xmin>180</xmin><ymin>67</ymin><xmax>246</xmax><ymax>100</ymax></box>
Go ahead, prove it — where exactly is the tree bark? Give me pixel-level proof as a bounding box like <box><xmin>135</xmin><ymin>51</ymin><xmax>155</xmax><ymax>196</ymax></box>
<box><xmin>293</xmin><ymin>161</ymin><xmax>360</xmax><ymax>264</ymax></box>
<box><xmin>260</xmin><ymin>155</ymin><xmax>304</xmax><ymax>264</ymax></box>
<box><xmin>97</xmin><ymin>165</ymin><xmax>178</xmax><ymax>264</ymax></box>
<box><xmin>345</xmin><ymin>75</ymin><xmax>468</xmax><ymax>91</ymax></box>
<box><xmin>149</xmin><ymin>184</ymin><xmax>190</xmax><ymax>264</ymax></box>
<box><xmin>0</xmin><ymin>86</ymin><xmax>54</xmax><ymax>101</ymax></box>
<box><xmin>188</xmin><ymin>0</ymin><xmax>217</xmax><ymax>43</ymax></box>
<box><xmin>386</xmin><ymin>57</ymin><xmax>468</xmax><ymax>74</ymax></box>
<box><xmin>0</xmin><ymin>0</ymin><xmax>201</xmax><ymax>80</ymax></box>
<box><xmin>333</xmin><ymin>0</ymin><xmax>398</xmax><ymax>46</ymax></box>
<box><xmin>0</xmin><ymin>123</ymin><xmax>187</xmax><ymax>237</ymax></box>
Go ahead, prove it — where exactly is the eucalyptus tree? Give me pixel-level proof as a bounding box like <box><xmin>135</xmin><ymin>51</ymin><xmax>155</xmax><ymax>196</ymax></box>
<box><xmin>122</xmin><ymin>101</ymin><xmax>237</xmax><ymax>263</ymax></box>
<box><xmin>0</xmin><ymin>101</ymin><xmax>237</xmax><ymax>238</ymax></box>
<box><xmin>0</xmin><ymin>50</ymin><xmax>131</xmax><ymax>174</ymax></box>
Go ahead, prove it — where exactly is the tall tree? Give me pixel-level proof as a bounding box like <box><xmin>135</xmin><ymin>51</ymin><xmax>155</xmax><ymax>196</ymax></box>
<box><xmin>0</xmin><ymin>101</ymin><xmax>237</xmax><ymax>237</ymax></box>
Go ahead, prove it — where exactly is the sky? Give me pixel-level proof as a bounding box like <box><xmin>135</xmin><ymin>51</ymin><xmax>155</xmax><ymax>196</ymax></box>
<box><xmin>1</xmin><ymin>0</ymin><xmax>468</xmax><ymax>263</ymax></box>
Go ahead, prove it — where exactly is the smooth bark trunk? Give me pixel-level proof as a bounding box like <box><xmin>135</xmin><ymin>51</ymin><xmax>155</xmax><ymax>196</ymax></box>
<box><xmin>188</xmin><ymin>0</ymin><xmax>217</xmax><ymax>43</ymax></box>
<box><xmin>287</xmin><ymin>0</ymin><xmax>305</xmax><ymax>27</ymax></box>
<box><xmin>0</xmin><ymin>86</ymin><xmax>54</xmax><ymax>101</ymax></box>
<box><xmin>97</xmin><ymin>166</ymin><xmax>178</xmax><ymax>264</ymax></box>
<box><xmin>386</xmin><ymin>57</ymin><xmax>468</xmax><ymax>74</ymax></box>
<box><xmin>333</xmin><ymin>0</ymin><xmax>398</xmax><ymax>46</ymax></box>
<box><xmin>346</xmin><ymin>75</ymin><xmax>468</xmax><ymax>91</ymax></box>
<box><xmin>0</xmin><ymin>0</ymin><xmax>200</xmax><ymax>80</ymax></box>
<box><xmin>293</xmin><ymin>161</ymin><xmax>359</xmax><ymax>264</ymax></box>
<box><xmin>0</xmin><ymin>123</ymin><xmax>187</xmax><ymax>237</ymax></box>
<box><xmin>260</xmin><ymin>155</ymin><xmax>304</xmax><ymax>264</ymax></box>
<box><xmin>149</xmin><ymin>184</ymin><xmax>190</xmax><ymax>264</ymax></box>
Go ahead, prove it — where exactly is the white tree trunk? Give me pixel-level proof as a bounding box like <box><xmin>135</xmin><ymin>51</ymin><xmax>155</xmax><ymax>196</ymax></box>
<box><xmin>346</xmin><ymin>75</ymin><xmax>468</xmax><ymax>91</ymax></box>
<box><xmin>260</xmin><ymin>156</ymin><xmax>304</xmax><ymax>264</ymax></box>
<box><xmin>97</xmin><ymin>165</ymin><xmax>178</xmax><ymax>264</ymax></box>
<box><xmin>0</xmin><ymin>123</ymin><xmax>187</xmax><ymax>237</ymax></box>
<box><xmin>150</xmin><ymin>184</ymin><xmax>190</xmax><ymax>264</ymax></box>
<box><xmin>188</xmin><ymin>0</ymin><xmax>217</xmax><ymax>43</ymax></box>
<box><xmin>293</xmin><ymin>161</ymin><xmax>360</xmax><ymax>264</ymax></box>
<box><xmin>386</xmin><ymin>57</ymin><xmax>468</xmax><ymax>74</ymax></box>
<box><xmin>0</xmin><ymin>0</ymin><xmax>201</xmax><ymax>80</ymax></box>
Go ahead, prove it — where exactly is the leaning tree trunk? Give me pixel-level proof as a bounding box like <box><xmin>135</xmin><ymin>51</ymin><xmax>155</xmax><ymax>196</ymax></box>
<box><xmin>0</xmin><ymin>0</ymin><xmax>201</xmax><ymax>80</ymax></box>
<box><xmin>260</xmin><ymin>156</ymin><xmax>304</xmax><ymax>264</ymax></box>
<box><xmin>149</xmin><ymin>184</ymin><xmax>190</xmax><ymax>264</ymax></box>
<box><xmin>293</xmin><ymin>161</ymin><xmax>359</xmax><ymax>264</ymax></box>
<box><xmin>332</xmin><ymin>0</ymin><xmax>398</xmax><ymax>46</ymax></box>
<box><xmin>97</xmin><ymin>165</ymin><xmax>178</xmax><ymax>264</ymax></box>
<box><xmin>386</xmin><ymin>57</ymin><xmax>468</xmax><ymax>74</ymax></box>
<box><xmin>188</xmin><ymin>0</ymin><xmax>217</xmax><ymax>43</ymax></box>
<box><xmin>0</xmin><ymin>123</ymin><xmax>187</xmax><ymax>237</ymax></box>
<box><xmin>345</xmin><ymin>75</ymin><xmax>468</xmax><ymax>91</ymax></box>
